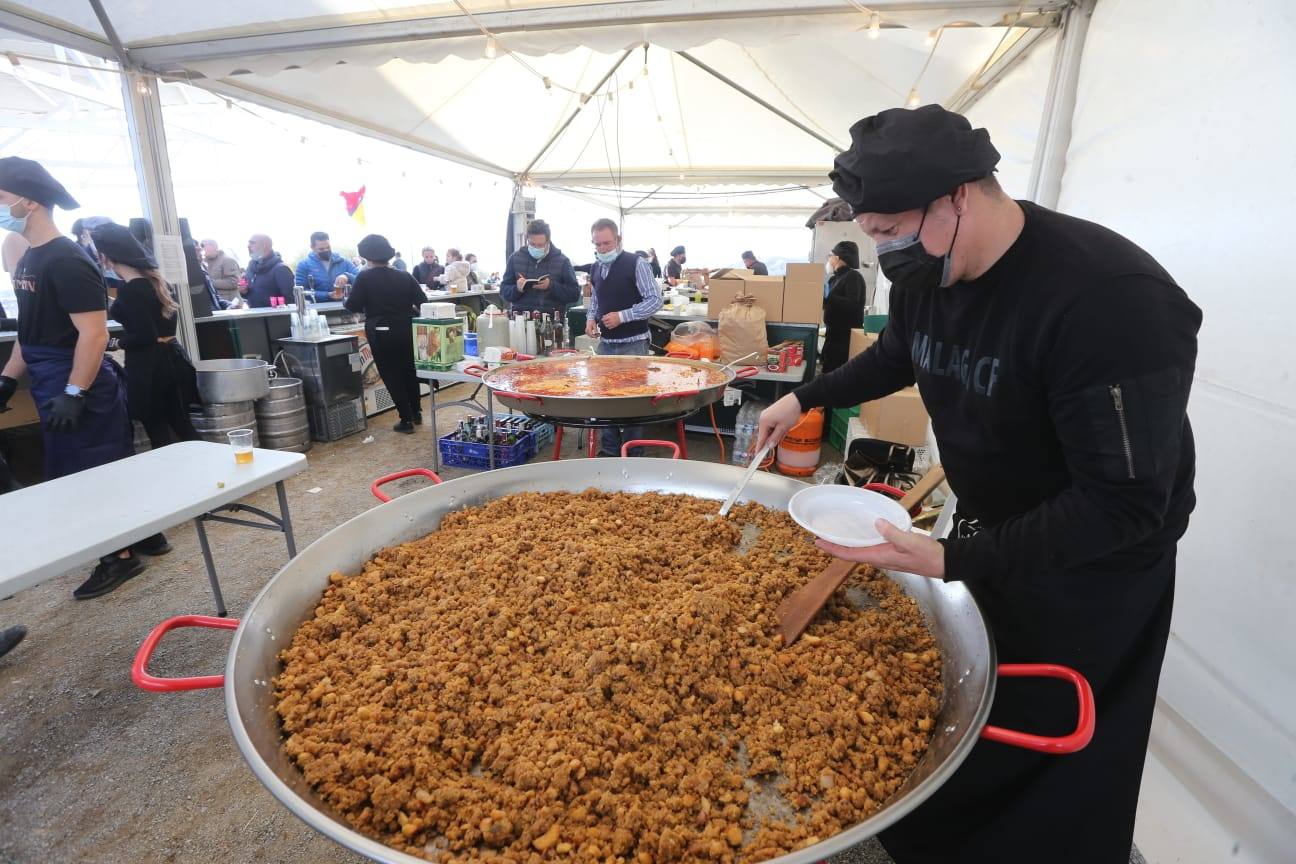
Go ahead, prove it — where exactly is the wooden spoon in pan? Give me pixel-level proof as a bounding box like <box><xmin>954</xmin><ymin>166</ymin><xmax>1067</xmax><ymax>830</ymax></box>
<box><xmin>776</xmin><ymin>465</ymin><xmax>946</xmax><ymax>646</ymax></box>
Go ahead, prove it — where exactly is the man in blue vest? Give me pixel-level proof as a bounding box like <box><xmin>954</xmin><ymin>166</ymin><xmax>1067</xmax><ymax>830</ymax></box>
<box><xmin>584</xmin><ymin>217</ymin><xmax>663</xmax><ymax>456</ymax></box>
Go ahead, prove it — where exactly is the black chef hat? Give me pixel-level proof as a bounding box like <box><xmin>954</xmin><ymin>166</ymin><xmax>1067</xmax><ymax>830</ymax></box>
<box><xmin>357</xmin><ymin>233</ymin><xmax>395</xmax><ymax>263</ymax></box>
<box><xmin>830</xmin><ymin>240</ymin><xmax>860</xmax><ymax>270</ymax></box>
<box><xmin>671</xmin><ymin>245</ymin><xmax>685</xmax><ymax>256</ymax></box>
<box><xmin>0</xmin><ymin>156</ymin><xmax>79</xmax><ymax>210</ymax></box>
<box><xmin>830</xmin><ymin>105</ymin><xmax>1000</xmax><ymax>216</ymax></box>
<box><xmin>92</xmin><ymin>222</ymin><xmax>157</xmax><ymax>269</ymax></box>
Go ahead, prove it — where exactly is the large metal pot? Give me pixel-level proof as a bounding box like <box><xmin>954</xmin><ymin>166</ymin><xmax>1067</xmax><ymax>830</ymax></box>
<box><xmin>195</xmin><ymin>358</ymin><xmax>273</xmax><ymax>404</ymax></box>
<box><xmin>133</xmin><ymin>460</ymin><xmax>1093</xmax><ymax>864</ymax></box>
<box><xmin>480</xmin><ymin>354</ymin><xmax>758</xmax><ymax>422</ymax></box>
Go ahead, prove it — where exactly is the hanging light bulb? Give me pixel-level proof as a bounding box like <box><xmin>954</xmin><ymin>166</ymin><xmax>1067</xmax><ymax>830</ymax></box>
<box><xmin>678</xmin><ymin>174</ymin><xmax>685</xmax><ymax>180</ymax></box>
<box><xmin>642</xmin><ymin>65</ymin><xmax>649</xmax><ymax>78</ymax></box>
<box><xmin>542</xmin><ymin>76</ymin><xmax>552</xmax><ymax>90</ymax></box>
<box><xmin>135</xmin><ymin>79</ymin><xmax>150</xmax><ymax>95</ymax></box>
<box><xmin>484</xmin><ymin>35</ymin><xmax>498</xmax><ymax>59</ymax></box>
<box><xmin>868</xmin><ymin>12</ymin><xmax>880</xmax><ymax>39</ymax></box>
<box><xmin>906</xmin><ymin>88</ymin><xmax>921</xmax><ymax>108</ymax></box>
<box><xmin>925</xmin><ymin>29</ymin><xmax>938</xmax><ymax>47</ymax></box>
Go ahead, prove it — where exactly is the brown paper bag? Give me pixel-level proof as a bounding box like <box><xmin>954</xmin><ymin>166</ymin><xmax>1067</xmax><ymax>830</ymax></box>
<box><xmin>718</xmin><ymin>293</ymin><xmax>768</xmax><ymax>365</ymax></box>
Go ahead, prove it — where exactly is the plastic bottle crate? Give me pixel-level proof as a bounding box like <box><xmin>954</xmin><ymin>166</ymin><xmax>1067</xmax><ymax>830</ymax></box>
<box><xmin>438</xmin><ymin>430</ymin><xmax>536</xmax><ymax>469</ymax></box>
<box><xmin>492</xmin><ymin>413</ymin><xmax>553</xmax><ymax>448</ymax></box>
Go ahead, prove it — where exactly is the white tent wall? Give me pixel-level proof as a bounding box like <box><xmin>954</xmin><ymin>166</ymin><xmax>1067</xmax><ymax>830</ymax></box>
<box><xmin>1057</xmin><ymin>1</ymin><xmax>1296</xmax><ymax>862</ymax></box>
<box><xmin>962</xmin><ymin>32</ymin><xmax>1058</xmax><ymax>199</ymax></box>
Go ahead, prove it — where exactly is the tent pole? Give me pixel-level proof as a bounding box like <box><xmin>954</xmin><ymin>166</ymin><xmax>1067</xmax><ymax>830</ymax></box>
<box><xmin>520</xmin><ymin>47</ymin><xmax>637</xmax><ymax>181</ymax></box>
<box><xmin>674</xmin><ymin>51</ymin><xmax>843</xmax><ymax>153</ymax></box>
<box><xmin>1026</xmin><ymin>0</ymin><xmax>1096</xmax><ymax>209</ymax></box>
<box><xmin>88</xmin><ymin>0</ymin><xmax>201</xmax><ymax>358</ymax></box>
<box><xmin>120</xmin><ymin>69</ymin><xmax>200</xmax><ymax>358</ymax></box>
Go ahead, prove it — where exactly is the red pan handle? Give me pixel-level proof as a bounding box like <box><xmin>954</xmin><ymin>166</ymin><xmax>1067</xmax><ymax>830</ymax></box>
<box><xmin>651</xmin><ymin>389</ymin><xmax>700</xmax><ymax>405</ymax></box>
<box><xmin>132</xmin><ymin>615</ymin><xmax>239</xmax><ymax>692</ymax></box>
<box><xmin>980</xmin><ymin>664</ymin><xmax>1096</xmax><ymax>754</ymax></box>
<box><xmin>621</xmin><ymin>439</ymin><xmax>681</xmax><ymax>459</ymax></box>
<box><xmin>549</xmin><ymin>348</ymin><xmax>580</xmax><ymax>356</ymax></box>
<box><xmin>497</xmin><ymin>391</ymin><xmax>543</xmax><ymax>403</ymax></box>
<box><xmin>461</xmin><ymin>364</ymin><xmax>486</xmax><ymax>377</ymax></box>
<box><xmin>734</xmin><ymin>366</ymin><xmax>760</xmax><ymax>379</ymax></box>
<box><xmin>370</xmin><ymin>468</ymin><xmax>443</xmax><ymax>503</ymax></box>
<box><xmin>513</xmin><ymin>353</ymin><xmax>536</xmax><ymax>361</ymax></box>
<box><xmin>665</xmin><ymin>351</ymin><xmax>693</xmax><ymax>359</ymax></box>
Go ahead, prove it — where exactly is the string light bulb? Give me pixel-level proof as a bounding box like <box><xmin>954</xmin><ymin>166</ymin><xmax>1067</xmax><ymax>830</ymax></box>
<box><xmin>542</xmin><ymin>76</ymin><xmax>552</xmax><ymax>90</ymax></box>
<box><xmin>925</xmin><ymin>29</ymin><xmax>938</xmax><ymax>47</ymax></box>
<box><xmin>906</xmin><ymin>88</ymin><xmax>920</xmax><ymax>107</ymax></box>
<box><xmin>484</xmin><ymin>35</ymin><xmax>498</xmax><ymax>59</ymax></box>
<box><xmin>135</xmin><ymin>79</ymin><xmax>150</xmax><ymax>95</ymax></box>
<box><xmin>868</xmin><ymin>12</ymin><xmax>880</xmax><ymax>39</ymax></box>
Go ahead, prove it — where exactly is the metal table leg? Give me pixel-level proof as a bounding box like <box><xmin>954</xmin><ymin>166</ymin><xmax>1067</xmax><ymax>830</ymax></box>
<box><xmin>487</xmin><ymin>388</ymin><xmax>495</xmax><ymax>470</ymax></box>
<box><xmin>193</xmin><ymin>517</ymin><xmax>228</xmax><ymax>617</ymax></box>
<box><xmin>430</xmin><ymin>376</ymin><xmax>440</xmax><ymax>472</ymax></box>
<box><xmin>275</xmin><ymin>480</ymin><xmax>297</xmax><ymax>558</ymax></box>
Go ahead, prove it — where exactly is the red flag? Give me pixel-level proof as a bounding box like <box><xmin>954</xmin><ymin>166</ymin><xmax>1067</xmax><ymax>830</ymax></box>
<box><xmin>340</xmin><ymin>186</ymin><xmax>366</xmax><ymax>225</ymax></box>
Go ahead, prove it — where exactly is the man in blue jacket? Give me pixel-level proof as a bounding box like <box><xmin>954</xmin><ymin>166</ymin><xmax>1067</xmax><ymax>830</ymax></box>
<box><xmin>499</xmin><ymin>219</ymin><xmax>580</xmax><ymax>317</ymax></box>
<box><xmin>241</xmin><ymin>234</ymin><xmax>293</xmax><ymax>308</ymax></box>
<box><xmin>294</xmin><ymin>230</ymin><xmax>358</xmax><ymax>301</ymax></box>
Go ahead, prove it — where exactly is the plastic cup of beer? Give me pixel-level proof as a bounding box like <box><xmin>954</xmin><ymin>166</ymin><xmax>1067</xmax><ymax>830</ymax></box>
<box><xmin>228</xmin><ymin>429</ymin><xmax>255</xmax><ymax>464</ymax></box>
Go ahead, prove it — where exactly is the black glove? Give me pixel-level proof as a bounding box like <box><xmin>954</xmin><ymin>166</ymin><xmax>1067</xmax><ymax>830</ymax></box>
<box><xmin>42</xmin><ymin>392</ymin><xmax>86</xmax><ymax>433</ymax></box>
<box><xmin>0</xmin><ymin>375</ymin><xmax>16</xmax><ymax>411</ymax></box>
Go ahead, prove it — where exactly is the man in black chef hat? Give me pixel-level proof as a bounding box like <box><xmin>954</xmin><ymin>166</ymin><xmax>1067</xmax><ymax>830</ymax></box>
<box><xmin>0</xmin><ymin>157</ymin><xmax>153</xmax><ymax>600</ymax></box>
<box><xmin>756</xmin><ymin>105</ymin><xmax>1202</xmax><ymax>863</ymax></box>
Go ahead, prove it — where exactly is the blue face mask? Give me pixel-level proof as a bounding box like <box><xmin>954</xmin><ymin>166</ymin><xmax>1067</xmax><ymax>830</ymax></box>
<box><xmin>0</xmin><ymin>203</ymin><xmax>28</xmax><ymax>234</ymax></box>
<box><xmin>528</xmin><ymin>245</ymin><xmax>546</xmax><ymax>260</ymax></box>
<box><xmin>595</xmin><ymin>249</ymin><xmax>618</xmax><ymax>264</ymax></box>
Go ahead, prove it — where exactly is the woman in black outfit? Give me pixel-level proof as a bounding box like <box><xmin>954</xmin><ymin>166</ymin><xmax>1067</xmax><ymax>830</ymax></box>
<box><xmin>820</xmin><ymin>239</ymin><xmax>867</xmax><ymax>374</ymax></box>
<box><xmin>345</xmin><ymin>234</ymin><xmax>426</xmax><ymax>433</ymax></box>
<box><xmin>92</xmin><ymin>223</ymin><xmax>199</xmax><ymax>448</ymax></box>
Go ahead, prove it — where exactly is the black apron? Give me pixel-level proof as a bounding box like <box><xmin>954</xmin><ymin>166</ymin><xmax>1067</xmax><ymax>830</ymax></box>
<box><xmin>23</xmin><ymin>344</ymin><xmax>133</xmax><ymax>480</ymax></box>
<box><xmin>122</xmin><ymin>340</ymin><xmax>199</xmax><ymax>421</ymax></box>
<box><xmin>878</xmin><ymin>517</ymin><xmax>1175</xmax><ymax>864</ymax></box>
<box><xmin>365</xmin><ymin>320</ymin><xmax>420</xmax><ymax>420</ymax></box>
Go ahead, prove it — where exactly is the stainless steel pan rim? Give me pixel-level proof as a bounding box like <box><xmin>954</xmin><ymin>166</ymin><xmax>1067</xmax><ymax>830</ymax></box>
<box><xmin>219</xmin><ymin>458</ymin><xmax>997</xmax><ymax>864</ymax></box>
<box><xmin>480</xmin><ymin>355</ymin><xmax>747</xmax><ymax>421</ymax></box>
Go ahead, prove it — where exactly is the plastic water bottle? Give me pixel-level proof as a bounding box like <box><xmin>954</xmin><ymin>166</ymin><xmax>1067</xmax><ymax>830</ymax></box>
<box><xmin>732</xmin><ymin>398</ymin><xmax>767</xmax><ymax>466</ymax></box>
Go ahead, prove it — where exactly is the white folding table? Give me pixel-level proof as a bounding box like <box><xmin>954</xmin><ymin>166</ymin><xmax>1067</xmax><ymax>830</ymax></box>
<box><xmin>0</xmin><ymin>441</ymin><xmax>307</xmax><ymax>616</ymax></box>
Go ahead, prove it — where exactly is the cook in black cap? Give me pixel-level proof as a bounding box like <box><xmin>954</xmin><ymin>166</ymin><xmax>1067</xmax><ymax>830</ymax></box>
<box><xmin>92</xmin><ymin>222</ymin><xmax>199</xmax><ymax>454</ymax></box>
<box><xmin>344</xmin><ymin>234</ymin><xmax>427</xmax><ymax>433</ymax></box>
<box><xmin>665</xmin><ymin>245</ymin><xmax>687</xmax><ymax>285</ymax></box>
<box><xmin>820</xmin><ymin>240</ymin><xmax>865</xmax><ymax>374</ymax></box>
<box><xmin>756</xmin><ymin>106</ymin><xmax>1203</xmax><ymax>864</ymax></box>
<box><xmin>0</xmin><ymin>158</ymin><xmax>147</xmax><ymax>600</ymax></box>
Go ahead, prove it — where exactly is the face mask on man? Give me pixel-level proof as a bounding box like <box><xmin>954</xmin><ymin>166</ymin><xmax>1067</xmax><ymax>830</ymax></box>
<box><xmin>875</xmin><ymin>201</ymin><xmax>960</xmax><ymax>289</ymax></box>
<box><xmin>0</xmin><ymin>201</ymin><xmax>29</xmax><ymax>234</ymax></box>
<box><xmin>595</xmin><ymin>249</ymin><xmax>619</xmax><ymax>264</ymax></box>
<box><xmin>317</xmin><ymin>249</ymin><xmax>332</xmax><ymax>261</ymax></box>
<box><xmin>528</xmin><ymin>245</ymin><xmax>546</xmax><ymax>261</ymax></box>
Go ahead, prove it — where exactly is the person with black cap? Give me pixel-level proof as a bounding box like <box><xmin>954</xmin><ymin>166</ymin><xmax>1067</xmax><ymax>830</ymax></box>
<box><xmin>93</xmin><ymin>223</ymin><xmax>199</xmax><ymax>449</ymax></box>
<box><xmin>0</xmin><ymin>157</ymin><xmax>147</xmax><ymax>599</ymax></box>
<box><xmin>740</xmin><ymin>250</ymin><xmax>768</xmax><ymax>276</ymax></box>
<box><xmin>819</xmin><ymin>240</ymin><xmax>866</xmax><ymax>373</ymax></box>
<box><xmin>665</xmin><ymin>245</ymin><xmax>686</xmax><ymax>285</ymax></box>
<box><xmin>344</xmin><ymin>234</ymin><xmax>426</xmax><ymax>433</ymax></box>
<box><xmin>755</xmin><ymin>105</ymin><xmax>1201</xmax><ymax>864</ymax></box>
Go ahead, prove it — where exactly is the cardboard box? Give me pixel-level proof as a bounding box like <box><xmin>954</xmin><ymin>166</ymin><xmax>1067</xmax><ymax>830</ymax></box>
<box><xmin>848</xmin><ymin>329</ymin><xmax>878</xmax><ymax>360</ymax></box>
<box><xmin>781</xmin><ymin>281</ymin><xmax>823</xmax><ymax>324</ymax></box>
<box><xmin>859</xmin><ymin>387</ymin><xmax>929</xmax><ymax>446</ymax></box>
<box><xmin>413</xmin><ymin>318</ymin><xmax>465</xmax><ymax>370</ymax></box>
<box><xmin>710</xmin><ymin>268</ymin><xmax>752</xmax><ymax>280</ymax></box>
<box><xmin>785</xmin><ymin>263</ymin><xmax>825</xmax><ymax>286</ymax></box>
<box><xmin>708</xmin><ymin>275</ymin><xmax>782</xmax><ymax>321</ymax></box>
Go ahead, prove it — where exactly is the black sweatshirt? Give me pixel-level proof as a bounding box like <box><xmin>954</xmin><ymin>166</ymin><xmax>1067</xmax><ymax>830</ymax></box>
<box><xmin>344</xmin><ymin>266</ymin><xmax>426</xmax><ymax>326</ymax></box>
<box><xmin>794</xmin><ymin>201</ymin><xmax>1202</xmax><ymax>585</ymax></box>
<box><xmin>110</xmin><ymin>277</ymin><xmax>177</xmax><ymax>349</ymax></box>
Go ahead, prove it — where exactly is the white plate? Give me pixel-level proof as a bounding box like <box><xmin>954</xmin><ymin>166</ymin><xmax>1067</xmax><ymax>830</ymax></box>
<box><xmin>788</xmin><ymin>485</ymin><xmax>912</xmax><ymax>548</ymax></box>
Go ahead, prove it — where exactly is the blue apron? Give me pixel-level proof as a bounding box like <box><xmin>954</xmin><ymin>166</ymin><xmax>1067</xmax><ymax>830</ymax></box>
<box><xmin>22</xmin><ymin>344</ymin><xmax>133</xmax><ymax>480</ymax></box>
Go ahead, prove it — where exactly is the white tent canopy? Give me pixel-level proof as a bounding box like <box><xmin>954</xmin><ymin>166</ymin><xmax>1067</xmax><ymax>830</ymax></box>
<box><xmin>2</xmin><ymin>1</ymin><xmax>1063</xmax><ymax>193</ymax></box>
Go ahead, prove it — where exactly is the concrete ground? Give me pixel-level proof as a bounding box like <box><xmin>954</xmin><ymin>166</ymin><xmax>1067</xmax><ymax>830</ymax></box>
<box><xmin>0</xmin><ymin>382</ymin><xmax>1139</xmax><ymax>864</ymax></box>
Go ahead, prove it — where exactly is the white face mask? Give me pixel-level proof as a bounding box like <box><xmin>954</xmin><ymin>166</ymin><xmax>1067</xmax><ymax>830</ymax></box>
<box><xmin>825</xmin><ymin>258</ymin><xmax>836</xmax><ymax>275</ymax></box>
<box><xmin>0</xmin><ymin>202</ymin><xmax>29</xmax><ymax>234</ymax></box>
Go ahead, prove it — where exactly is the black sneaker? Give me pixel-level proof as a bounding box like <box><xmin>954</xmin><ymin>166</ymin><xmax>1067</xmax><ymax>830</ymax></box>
<box><xmin>393</xmin><ymin>420</ymin><xmax>415</xmax><ymax>434</ymax></box>
<box><xmin>132</xmin><ymin>533</ymin><xmax>172</xmax><ymax>556</ymax></box>
<box><xmin>413</xmin><ymin>412</ymin><xmax>424</xmax><ymax>425</ymax></box>
<box><xmin>73</xmin><ymin>555</ymin><xmax>145</xmax><ymax>600</ymax></box>
<box><xmin>0</xmin><ymin>625</ymin><xmax>26</xmax><ymax>658</ymax></box>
